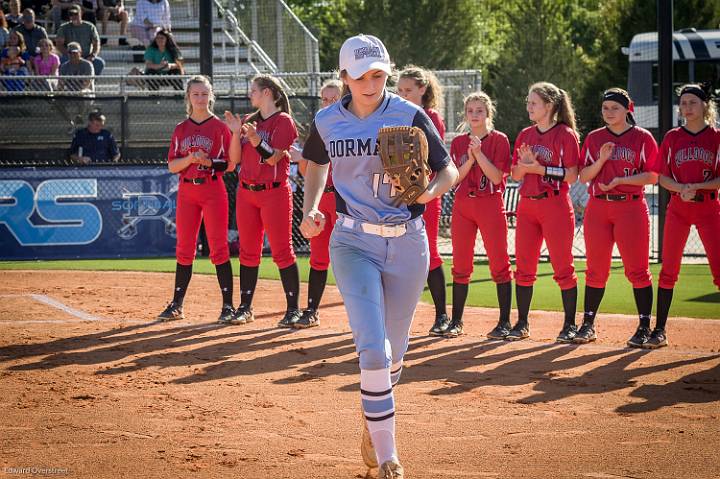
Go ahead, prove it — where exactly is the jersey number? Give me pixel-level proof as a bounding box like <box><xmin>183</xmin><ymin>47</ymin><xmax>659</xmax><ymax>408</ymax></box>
<box><xmin>703</xmin><ymin>169</ymin><xmax>713</xmax><ymax>182</ymax></box>
<box><xmin>623</xmin><ymin>168</ymin><xmax>639</xmax><ymax>176</ymax></box>
<box><xmin>479</xmin><ymin>175</ymin><xmax>488</xmax><ymax>190</ymax></box>
<box><xmin>372</xmin><ymin>173</ymin><xmax>398</xmax><ymax>198</ymax></box>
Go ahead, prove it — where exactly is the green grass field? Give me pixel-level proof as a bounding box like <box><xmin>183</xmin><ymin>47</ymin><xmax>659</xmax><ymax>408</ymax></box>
<box><xmin>1</xmin><ymin>257</ymin><xmax>717</xmax><ymax>319</ymax></box>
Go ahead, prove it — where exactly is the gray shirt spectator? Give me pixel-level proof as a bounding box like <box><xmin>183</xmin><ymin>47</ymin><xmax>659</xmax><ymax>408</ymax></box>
<box><xmin>12</xmin><ymin>9</ymin><xmax>48</xmax><ymax>56</ymax></box>
<box><xmin>55</xmin><ymin>5</ymin><xmax>104</xmax><ymax>74</ymax></box>
<box><xmin>58</xmin><ymin>41</ymin><xmax>94</xmax><ymax>91</ymax></box>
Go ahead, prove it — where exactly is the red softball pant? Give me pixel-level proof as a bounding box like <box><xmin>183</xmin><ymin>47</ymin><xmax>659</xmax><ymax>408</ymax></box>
<box><xmin>515</xmin><ymin>192</ymin><xmax>577</xmax><ymax>289</ymax></box>
<box><xmin>584</xmin><ymin>196</ymin><xmax>652</xmax><ymax>289</ymax></box>
<box><xmin>309</xmin><ymin>191</ymin><xmax>338</xmax><ymax>271</ymax></box>
<box><xmin>423</xmin><ymin>195</ymin><xmax>444</xmax><ymax>271</ymax></box>
<box><xmin>659</xmin><ymin>195</ymin><xmax>720</xmax><ymax>290</ymax></box>
<box><xmin>236</xmin><ymin>182</ymin><xmax>296</xmax><ymax>269</ymax></box>
<box><xmin>451</xmin><ymin>193</ymin><xmax>512</xmax><ymax>284</ymax></box>
<box><xmin>175</xmin><ymin>178</ymin><xmax>229</xmax><ymax>266</ymax></box>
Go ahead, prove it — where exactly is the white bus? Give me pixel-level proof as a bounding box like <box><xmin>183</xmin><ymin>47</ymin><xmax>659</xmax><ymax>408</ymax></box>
<box><xmin>623</xmin><ymin>28</ymin><xmax>720</xmax><ymax>131</ymax></box>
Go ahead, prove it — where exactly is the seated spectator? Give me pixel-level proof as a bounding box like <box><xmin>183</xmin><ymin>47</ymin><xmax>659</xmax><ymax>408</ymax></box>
<box><xmin>21</xmin><ymin>1</ymin><xmax>52</xmax><ymax>17</ymax></box>
<box><xmin>0</xmin><ymin>12</ymin><xmax>9</xmax><ymax>48</ymax></box>
<box><xmin>128</xmin><ymin>0</ymin><xmax>170</xmax><ymax>47</ymax></box>
<box><xmin>1</xmin><ymin>30</ymin><xmax>31</xmax><ymax>62</ymax></box>
<box><xmin>98</xmin><ymin>0</ymin><xmax>127</xmax><ymax>45</ymax></box>
<box><xmin>1</xmin><ymin>44</ymin><xmax>29</xmax><ymax>91</ymax></box>
<box><xmin>57</xmin><ymin>41</ymin><xmax>93</xmax><ymax>91</ymax></box>
<box><xmin>79</xmin><ymin>0</ymin><xmax>96</xmax><ymax>24</ymax></box>
<box><xmin>6</xmin><ymin>0</ymin><xmax>22</xmax><ymax>29</ymax></box>
<box><xmin>69</xmin><ymin>111</ymin><xmax>120</xmax><ymax>163</ymax></box>
<box><xmin>55</xmin><ymin>5</ymin><xmax>103</xmax><ymax>74</ymax></box>
<box><xmin>49</xmin><ymin>0</ymin><xmax>80</xmax><ymax>33</ymax></box>
<box><xmin>29</xmin><ymin>37</ymin><xmax>58</xmax><ymax>89</ymax></box>
<box><xmin>12</xmin><ymin>8</ymin><xmax>48</xmax><ymax>56</ymax></box>
<box><xmin>143</xmin><ymin>29</ymin><xmax>182</xmax><ymax>88</ymax></box>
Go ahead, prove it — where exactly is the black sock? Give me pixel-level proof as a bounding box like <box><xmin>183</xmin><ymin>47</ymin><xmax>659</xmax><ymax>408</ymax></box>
<box><xmin>583</xmin><ymin>286</ymin><xmax>605</xmax><ymax>324</ymax></box>
<box><xmin>214</xmin><ymin>261</ymin><xmax>233</xmax><ymax>306</ymax></box>
<box><xmin>279</xmin><ymin>263</ymin><xmax>300</xmax><ymax>310</ymax></box>
<box><xmin>496</xmin><ymin>281</ymin><xmax>512</xmax><ymax>326</ymax></box>
<box><xmin>451</xmin><ymin>282</ymin><xmax>469</xmax><ymax>322</ymax></box>
<box><xmin>239</xmin><ymin>265</ymin><xmax>259</xmax><ymax>307</ymax></box>
<box><xmin>173</xmin><ymin>263</ymin><xmax>192</xmax><ymax>305</ymax></box>
<box><xmin>656</xmin><ymin>287</ymin><xmax>673</xmax><ymax>331</ymax></box>
<box><xmin>561</xmin><ymin>286</ymin><xmax>577</xmax><ymax>326</ymax></box>
<box><xmin>516</xmin><ymin>284</ymin><xmax>533</xmax><ymax>326</ymax></box>
<box><xmin>427</xmin><ymin>266</ymin><xmax>447</xmax><ymax>317</ymax></box>
<box><xmin>633</xmin><ymin>286</ymin><xmax>653</xmax><ymax>328</ymax></box>
<box><xmin>307</xmin><ymin>267</ymin><xmax>328</xmax><ymax>311</ymax></box>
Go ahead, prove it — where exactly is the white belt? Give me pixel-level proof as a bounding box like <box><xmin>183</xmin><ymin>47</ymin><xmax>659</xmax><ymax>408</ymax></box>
<box><xmin>340</xmin><ymin>217</ymin><xmax>421</xmax><ymax>238</ymax></box>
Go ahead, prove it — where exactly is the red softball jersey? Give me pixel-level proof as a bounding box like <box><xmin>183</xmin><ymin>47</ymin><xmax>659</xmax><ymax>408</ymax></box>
<box><xmin>512</xmin><ymin>123</ymin><xmax>580</xmax><ymax>197</ymax></box>
<box><xmin>659</xmin><ymin>126</ymin><xmax>720</xmax><ymax>191</ymax></box>
<box><xmin>451</xmin><ymin>131</ymin><xmax>511</xmax><ymax>196</ymax></box>
<box><xmin>240</xmin><ymin>112</ymin><xmax>298</xmax><ymax>184</ymax></box>
<box><xmin>425</xmin><ymin>108</ymin><xmax>446</xmax><ymax>140</ymax></box>
<box><xmin>168</xmin><ymin>116</ymin><xmax>232</xmax><ymax>181</ymax></box>
<box><xmin>580</xmin><ymin>126</ymin><xmax>659</xmax><ymax>196</ymax></box>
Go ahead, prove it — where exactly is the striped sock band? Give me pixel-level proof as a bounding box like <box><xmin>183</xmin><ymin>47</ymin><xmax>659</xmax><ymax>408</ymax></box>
<box><xmin>360</xmin><ymin>368</ymin><xmax>396</xmax><ymax>465</ymax></box>
<box><xmin>390</xmin><ymin>361</ymin><xmax>403</xmax><ymax>387</ymax></box>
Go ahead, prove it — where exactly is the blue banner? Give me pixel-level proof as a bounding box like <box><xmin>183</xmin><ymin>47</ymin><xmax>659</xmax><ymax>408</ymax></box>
<box><xmin>0</xmin><ymin>166</ymin><xmax>179</xmax><ymax>260</ymax></box>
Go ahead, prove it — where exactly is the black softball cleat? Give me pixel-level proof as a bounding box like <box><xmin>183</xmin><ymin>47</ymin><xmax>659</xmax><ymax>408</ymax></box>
<box><xmin>157</xmin><ymin>301</ymin><xmax>184</xmax><ymax>322</ymax></box>
<box><xmin>278</xmin><ymin>308</ymin><xmax>302</xmax><ymax>328</ymax></box>
<box><xmin>643</xmin><ymin>329</ymin><xmax>668</xmax><ymax>349</ymax></box>
<box><xmin>429</xmin><ymin>313</ymin><xmax>452</xmax><ymax>337</ymax></box>
<box><xmin>627</xmin><ymin>326</ymin><xmax>652</xmax><ymax>348</ymax></box>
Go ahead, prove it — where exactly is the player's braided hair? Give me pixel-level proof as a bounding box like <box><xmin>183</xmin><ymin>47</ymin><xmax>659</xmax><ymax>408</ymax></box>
<box><xmin>398</xmin><ymin>65</ymin><xmax>444</xmax><ymax>112</ymax></box>
<box><xmin>458</xmin><ymin>91</ymin><xmax>496</xmax><ymax>131</ymax></box>
<box><xmin>184</xmin><ymin>75</ymin><xmax>215</xmax><ymax>116</ymax></box>
<box><xmin>246</xmin><ymin>75</ymin><xmax>292</xmax><ymax>124</ymax></box>
<box><xmin>603</xmin><ymin>88</ymin><xmax>636</xmax><ymax>125</ymax></box>
<box><xmin>529</xmin><ymin>82</ymin><xmax>578</xmax><ymax>135</ymax></box>
<box><xmin>677</xmin><ymin>83</ymin><xmax>718</xmax><ymax>126</ymax></box>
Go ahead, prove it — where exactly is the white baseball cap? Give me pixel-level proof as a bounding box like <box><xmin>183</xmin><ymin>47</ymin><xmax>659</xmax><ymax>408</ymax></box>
<box><xmin>339</xmin><ymin>34</ymin><xmax>392</xmax><ymax>80</ymax></box>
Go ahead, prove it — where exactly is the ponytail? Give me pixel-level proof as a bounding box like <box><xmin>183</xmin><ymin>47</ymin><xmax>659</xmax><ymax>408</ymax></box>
<box><xmin>555</xmin><ymin>89</ymin><xmax>577</xmax><ymax>134</ymax></box>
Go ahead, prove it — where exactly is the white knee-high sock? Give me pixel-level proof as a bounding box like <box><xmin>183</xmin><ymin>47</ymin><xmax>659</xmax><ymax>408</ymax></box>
<box><xmin>360</xmin><ymin>367</ymin><xmax>397</xmax><ymax>465</ymax></box>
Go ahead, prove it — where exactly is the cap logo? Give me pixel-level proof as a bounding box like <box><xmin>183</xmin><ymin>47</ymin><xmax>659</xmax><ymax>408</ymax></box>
<box><xmin>354</xmin><ymin>46</ymin><xmax>382</xmax><ymax>60</ymax></box>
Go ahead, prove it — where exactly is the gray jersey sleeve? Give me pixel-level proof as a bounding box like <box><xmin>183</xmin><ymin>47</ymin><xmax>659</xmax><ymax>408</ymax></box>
<box><xmin>302</xmin><ymin>121</ymin><xmax>330</xmax><ymax>165</ymax></box>
<box><xmin>412</xmin><ymin>110</ymin><xmax>450</xmax><ymax>172</ymax></box>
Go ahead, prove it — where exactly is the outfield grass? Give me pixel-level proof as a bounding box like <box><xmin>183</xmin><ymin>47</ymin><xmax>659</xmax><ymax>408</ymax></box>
<box><xmin>1</xmin><ymin>257</ymin><xmax>717</xmax><ymax>319</ymax></box>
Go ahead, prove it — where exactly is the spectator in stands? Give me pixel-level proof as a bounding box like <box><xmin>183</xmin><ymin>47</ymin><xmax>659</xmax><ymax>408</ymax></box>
<box><xmin>56</xmin><ymin>5</ymin><xmax>103</xmax><ymax>74</ymax></box>
<box><xmin>143</xmin><ymin>28</ymin><xmax>182</xmax><ymax>89</ymax></box>
<box><xmin>49</xmin><ymin>0</ymin><xmax>80</xmax><ymax>33</ymax></box>
<box><xmin>12</xmin><ymin>9</ymin><xmax>48</xmax><ymax>56</ymax></box>
<box><xmin>1</xmin><ymin>30</ymin><xmax>31</xmax><ymax>62</ymax></box>
<box><xmin>58</xmin><ymin>41</ymin><xmax>93</xmax><ymax>91</ymax></box>
<box><xmin>69</xmin><ymin>111</ymin><xmax>120</xmax><ymax>163</ymax></box>
<box><xmin>0</xmin><ymin>12</ymin><xmax>9</xmax><ymax>48</ymax></box>
<box><xmin>6</xmin><ymin>0</ymin><xmax>22</xmax><ymax>29</ymax></box>
<box><xmin>79</xmin><ymin>0</ymin><xmax>96</xmax><ymax>25</ymax></box>
<box><xmin>22</xmin><ymin>1</ymin><xmax>52</xmax><ymax>17</ymax></box>
<box><xmin>30</xmin><ymin>37</ymin><xmax>58</xmax><ymax>73</ymax></box>
<box><xmin>98</xmin><ymin>0</ymin><xmax>127</xmax><ymax>45</ymax></box>
<box><xmin>128</xmin><ymin>0</ymin><xmax>170</xmax><ymax>47</ymax></box>
<box><xmin>1</xmin><ymin>44</ymin><xmax>28</xmax><ymax>91</ymax></box>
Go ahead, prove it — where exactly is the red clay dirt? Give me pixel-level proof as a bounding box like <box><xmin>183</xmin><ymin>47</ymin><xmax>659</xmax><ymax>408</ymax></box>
<box><xmin>0</xmin><ymin>270</ymin><xmax>718</xmax><ymax>479</ymax></box>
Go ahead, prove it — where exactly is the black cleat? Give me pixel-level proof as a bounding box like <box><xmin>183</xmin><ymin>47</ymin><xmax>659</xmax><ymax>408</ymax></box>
<box><xmin>556</xmin><ymin>323</ymin><xmax>578</xmax><ymax>343</ymax></box>
<box><xmin>627</xmin><ymin>326</ymin><xmax>652</xmax><ymax>348</ymax></box>
<box><xmin>505</xmin><ymin>323</ymin><xmax>529</xmax><ymax>341</ymax></box>
<box><xmin>573</xmin><ymin>322</ymin><xmax>597</xmax><ymax>344</ymax></box>
<box><xmin>443</xmin><ymin>318</ymin><xmax>464</xmax><ymax>338</ymax></box>
<box><xmin>486</xmin><ymin>322</ymin><xmax>511</xmax><ymax>340</ymax></box>
<box><xmin>278</xmin><ymin>308</ymin><xmax>302</xmax><ymax>328</ymax></box>
<box><xmin>643</xmin><ymin>329</ymin><xmax>668</xmax><ymax>349</ymax></box>
<box><xmin>429</xmin><ymin>313</ymin><xmax>451</xmax><ymax>336</ymax></box>
<box><xmin>229</xmin><ymin>304</ymin><xmax>254</xmax><ymax>325</ymax></box>
<box><xmin>217</xmin><ymin>304</ymin><xmax>235</xmax><ymax>324</ymax></box>
<box><xmin>294</xmin><ymin>308</ymin><xmax>320</xmax><ymax>329</ymax></box>
<box><xmin>157</xmin><ymin>301</ymin><xmax>184</xmax><ymax>322</ymax></box>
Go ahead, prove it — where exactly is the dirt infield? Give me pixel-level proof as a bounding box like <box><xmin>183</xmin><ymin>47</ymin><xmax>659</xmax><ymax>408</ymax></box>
<box><xmin>1</xmin><ymin>270</ymin><xmax>719</xmax><ymax>479</ymax></box>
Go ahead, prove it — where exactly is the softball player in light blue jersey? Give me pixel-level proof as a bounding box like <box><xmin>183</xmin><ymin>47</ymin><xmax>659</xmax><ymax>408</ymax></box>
<box><xmin>300</xmin><ymin>34</ymin><xmax>458</xmax><ymax>479</ymax></box>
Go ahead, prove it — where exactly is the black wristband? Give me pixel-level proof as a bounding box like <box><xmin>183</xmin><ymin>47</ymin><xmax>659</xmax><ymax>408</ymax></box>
<box><xmin>211</xmin><ymin>159</ymin><xmax>228</xmax><ymax>172</ymax></box>
<box><xmin>544</xmin><ymin>166</ymin><xmax>565</xmax><ymax>181</ymax></box>
<box><xmin>255</xmin><ymin>140</ymin><xmax>274</xmax><ymax>162</ymax></box>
